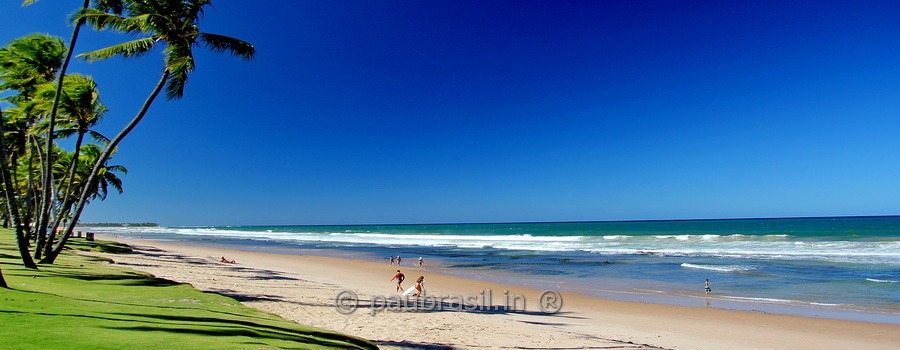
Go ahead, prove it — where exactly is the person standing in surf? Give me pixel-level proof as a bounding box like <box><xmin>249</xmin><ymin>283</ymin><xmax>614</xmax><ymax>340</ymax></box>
<box><xmin>705</xmin><ymin>279</ymin><xmax>711</xmax><ymax>295</ymax></box>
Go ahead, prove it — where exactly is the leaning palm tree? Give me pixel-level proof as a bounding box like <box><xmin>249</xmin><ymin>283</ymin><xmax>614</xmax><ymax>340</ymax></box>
<box><xmin>30</xmin><ymin>74</ymin><xmax>109</xmax><ymax>257</ymax></box>
<box><xmin>1</xmin><ymin>105</ymin><xmax>32</xmax><ymax>270</ymax></box>
<box><xmin>0</xmin><ymin>34</ymin><xmax>66</xmax><ymax>268</ymax></box>
<box><xmin>41</xmin><ymin>0</ymin><xmax>255</xmax><ymax>264</ymax></box>
<box><xmin>21</xmin><ymin>0</ymin><xmax>125</xmax><ymax>260</ymax></box>
<box><xmin>78</xmin><ymin>145</ymin><xmax>126</xmax><ymax>203</ymax></box>
<box><xmin>62</xmin><ymin>143</ymin><xmax>125</xmax><ymax>204</ymax></box>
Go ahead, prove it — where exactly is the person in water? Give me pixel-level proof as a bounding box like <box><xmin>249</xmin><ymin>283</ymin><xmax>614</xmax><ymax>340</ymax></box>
<box><xmin>705</xmin><ymin>279</ymin><xmax>711</xmax><ymax>295</ymax></box>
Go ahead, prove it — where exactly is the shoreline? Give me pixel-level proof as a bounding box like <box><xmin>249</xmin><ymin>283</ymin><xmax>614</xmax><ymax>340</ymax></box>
<box><xmin>110</xmin><ymin>232</ymin><xmax>900</xmax><ymax>324</ymax></box>
<box><xmin>89</xmin><ymin>234</ymin><xmax>899</xmax><ymax>349</ymax></box>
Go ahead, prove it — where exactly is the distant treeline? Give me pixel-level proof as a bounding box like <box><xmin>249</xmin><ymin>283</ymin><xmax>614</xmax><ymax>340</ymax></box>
<box><xmin>79</xmin><ymin>223</ymin><xmax>160</xmax><ymax>227</ymax></box>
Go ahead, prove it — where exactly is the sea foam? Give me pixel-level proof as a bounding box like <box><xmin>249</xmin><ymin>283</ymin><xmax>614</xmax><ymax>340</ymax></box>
<box><xmin>681</xmin><ymin>263</ymin><xmax>756</xmax><ymax>272</ymax></box>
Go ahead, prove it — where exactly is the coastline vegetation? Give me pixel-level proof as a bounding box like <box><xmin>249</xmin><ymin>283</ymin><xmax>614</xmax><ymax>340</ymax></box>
<box><xmin>79</xmin><ymin>222</ymin><xmax>159</xmax><ymax>227</ymax></box>
<box><xmin>0</xmin><ymin>2</ymin><xmax>376</xmax><ymax>348</ymax></box>
<box><xmin>0</xmin><ymin>0</ymin><xmax>254</xmax><ymax>275</ymax></box>
<box><xmin>0</xmin><ymin>229</ymin><xmax>376</xmax><ymax>349</ymax></box>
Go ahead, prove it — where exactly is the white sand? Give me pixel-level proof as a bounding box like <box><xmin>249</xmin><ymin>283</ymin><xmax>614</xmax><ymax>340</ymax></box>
<box><xmin>87</xmin><ymin>235</ymin><xmax>900</xmax><ymax>350</ymax></box>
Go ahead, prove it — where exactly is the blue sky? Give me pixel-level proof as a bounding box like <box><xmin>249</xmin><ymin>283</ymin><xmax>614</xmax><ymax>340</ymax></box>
<box><xmin>2</xmin><ymin>1</ymin><xmax>899</xmax><ymax>226</ymax></box>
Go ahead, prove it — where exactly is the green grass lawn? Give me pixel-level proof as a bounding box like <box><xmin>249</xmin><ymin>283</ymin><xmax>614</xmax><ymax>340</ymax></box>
<box><xmin>0</xmin><ymin>229</ymin><xmax>377</xmax><ymax>349</ymax></box>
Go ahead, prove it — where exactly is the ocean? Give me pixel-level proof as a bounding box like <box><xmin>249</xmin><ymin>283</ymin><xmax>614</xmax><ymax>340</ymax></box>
<box><xmin>83</xmin><ymin>216</ymin><xmax>900</xmax><ymax>324</ymax></box>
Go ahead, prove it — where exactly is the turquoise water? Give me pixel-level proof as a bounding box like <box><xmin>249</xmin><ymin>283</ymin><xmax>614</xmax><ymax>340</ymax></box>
<box><xmin>86</xmin><ymin>216</ymin><xmax>900</xmax><ymax>323</ymax></box>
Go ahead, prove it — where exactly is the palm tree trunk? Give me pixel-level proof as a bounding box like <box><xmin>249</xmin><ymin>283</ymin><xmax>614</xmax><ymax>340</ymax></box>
<box><xmin>24</xmin><ymin>136</ymin><xmax>39</xmax><ymax>233</ymax></box>
<box><xmin>0</xmin><ymin>108</ymin><xmax>38</xmax><ymax>268</ymax></box>
<box><xmin>37</xmin><ymin>0</ymin><xmax>92</xmax><ymax>262</ymax></box>
<box><xmin>25</xmin><ymin>136</ymin><xmax>44</xmax><ymax>255</ymax></box>
<box><xmin>30</xmin><ymin>136</ymin><xmax>48</xmax><ymax>260</ymax></box>
<box><xmin>41</xmin><ymin>69</ymin><xmax>170</xmax><ymax>264</ymax></box>
<box><xmin>44</xmin><ymin>132</ymin><xmax>87</xmax><ymax>258</ymax></box>
<box><xmin>0</xmin><ymin>265</ymin><xmax>8</xmax><ymax>288</ymax></box>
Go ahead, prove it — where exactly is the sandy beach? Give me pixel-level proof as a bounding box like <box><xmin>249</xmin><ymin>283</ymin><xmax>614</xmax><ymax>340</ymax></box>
<box><xmin>86</xmin><ymin>235</ymin><xmax>899</xmax><ymax>350</ymax></box>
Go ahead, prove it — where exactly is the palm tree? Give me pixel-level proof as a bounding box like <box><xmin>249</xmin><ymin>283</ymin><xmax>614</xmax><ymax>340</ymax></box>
<box><xmin>0</xmin><ymin>34</ymin><xmax>66</xmax><ymax>268</ymax></box>
<box><xmin>21</xmin><ymin>0</ymin><xmax>124</xmax><ymax>260</ymax></box>
<box><xmin>30</xmin><ymin>75</ymin><xmax>109</xmax><ymax>257</ymax></box>
<box><xmin>0</xmin><ymin>35</ymin><xmax>65</xmax><ymax>240</ymax></box>
<box><xmin>0</xmin><ymin>34</ymin><xmax>65</xmax><ymax>99</ymax></box>
<box><xmin>71</xmin><ymin>144</ymin><xmax>126</xmax><ymax>203</ymax></box>
<box><xmin>1</xmin><ymin>105</ymin><xmax>33</xmax><ymax>271</ymax></box>
<box><xmin>42</xmin><ymin>0</ymin><xmax>255</xmax><ymax>264</ymax></box>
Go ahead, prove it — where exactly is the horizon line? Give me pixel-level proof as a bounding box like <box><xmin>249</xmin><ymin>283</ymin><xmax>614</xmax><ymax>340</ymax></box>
<box><xmin>167</xmin><ymin>214</ymin><xmax>900</xmax><ymax>228</ymax></box>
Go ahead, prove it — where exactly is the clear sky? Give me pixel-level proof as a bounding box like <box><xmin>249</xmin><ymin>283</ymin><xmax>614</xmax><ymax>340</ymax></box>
<box><xmin>2</xmin><ymin>1</ymin><xmax>899</xmax><ymax>226</ymax></box>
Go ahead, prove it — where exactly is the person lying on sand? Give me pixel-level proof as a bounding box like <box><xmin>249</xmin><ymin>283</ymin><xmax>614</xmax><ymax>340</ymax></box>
<box><xmin>220</xmin><ymin>256</ymin><xmax>236</xmax><ymax>264</ymax></box>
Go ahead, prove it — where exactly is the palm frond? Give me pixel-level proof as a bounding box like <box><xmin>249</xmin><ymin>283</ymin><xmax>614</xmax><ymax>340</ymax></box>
<box><xmin>87</xmin><ymin>130</ymin><xmax>110</xmax><ymax>144</ymax></box>
<box><xmin>106</xmin><ymin>164</ymin><xmax>127</xmax><ymax>174</ymax></box>
<box><xmin>163</xmin><ymin>48</ymin><xmax>194</xmax><ymax>99</ymax></box>
<box><xmin>74</xmin><ymin>8</ymin><xmax>150</xmax><ymax>35</ymax></box>
<box><xmin>198</xmin><ymin>33</ymin><xmax>255</xmax><ymax>61</ymax></box>
<box><xmin>102</xmin><ymin>172</ymin><xmax>124</xmax><ymax>194</ymax></box>
<box><xmin>54</xmin><ymin>129</ymin><xmax>79</xmax><ymax>139</ymax></box>
<box><xmin>95</xmin><ymin>0</ymin><xmax>126</xmax><ymax>15</ymax></box>
<box><xmin>79</xmin><ymin>37</ymin><xmax>157</xmax><ymax>62</ymax></box>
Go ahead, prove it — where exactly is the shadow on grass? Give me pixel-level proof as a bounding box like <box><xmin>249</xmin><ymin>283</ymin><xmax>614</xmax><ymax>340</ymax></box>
<box><xmin>112</xmin><ymin>312</ymin><xmax>315</xmax><ymax>336</ymax></box>
<box><xmin>67</xmin><ymin>240</ymin><xmax>133</xmax><ymax>254</ymax></box>
<box><xmin>41</xmin><ymin>270</ymin><xmax>183</xmax><ymax>287</ymax></box>
<box><xmin>14</xmin><ymin>288</ymin><xmax>280</xmax><ymax>322</ymax></box>
<box><xmin>0</xmin><ymin>309</ymin><xmax>150</xmax><ymax>324</ymax></box>
<box><xmin>106</xmin><ymin>324</ymin><xmax>376</xmax><ymax>349</ymax></box>
<box><xmin>1</xmin><ymin>309</ymin><xmax>376</xmax><ymax>349</ymax></box>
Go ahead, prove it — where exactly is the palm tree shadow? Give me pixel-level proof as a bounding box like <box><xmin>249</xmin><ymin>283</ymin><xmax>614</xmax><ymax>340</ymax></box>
<box><xmin>210</xmin><ymin>289</ymin><xmax>288</xmax><ymax>303</ymax></box>
<box><xmin>107</xmin><ymin>319</ymin><xmax>375</xmax><ymax>349</ymax></box>
<box><xmin>41</xmin><ymin>269</ymin><xmax>182</xmax><ymax>287</ymax></box>
<box><xmin>15</xmin><ymin>288</ymin><xmax>279</xmax><ymax>321</ymax></box>
<box><xmin>375</xmin><ymin>340</ymin><xmax>456</xmax><ymax>349</ymax></box>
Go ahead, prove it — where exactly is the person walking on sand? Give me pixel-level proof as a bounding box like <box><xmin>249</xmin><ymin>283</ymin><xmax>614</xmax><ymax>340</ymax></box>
<box><xmin>389</xmin><ymin>256</ymin><xmax>395</xmax><ymax>265</ymax></box>
<box><xmin>397</xmin><ymin>255</ymin><xmax>402</xmax><ymax>265</ymax></box>
<box><xmin>705</xmin><ymin>278</ymin><xmax>711</xmax><ymax>295</ymax></box>
<box><xmin>417</xmin><ymin>256</ymin><xmax>424</xmax><ymax>268</ymax></box>
<box><xmin>391</xmin><ymin>270</ymin><xmax>405</xmax><ymax>292</ymax></box>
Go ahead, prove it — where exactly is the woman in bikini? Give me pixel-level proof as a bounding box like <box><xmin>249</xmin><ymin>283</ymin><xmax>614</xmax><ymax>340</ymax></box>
<box><xmin>413</xmin><ymin>276</ymin><xmax>425</xmax><ymax>296</ymax></box>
